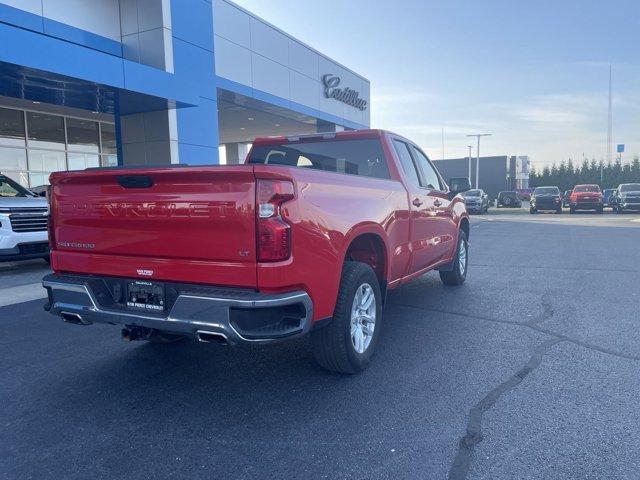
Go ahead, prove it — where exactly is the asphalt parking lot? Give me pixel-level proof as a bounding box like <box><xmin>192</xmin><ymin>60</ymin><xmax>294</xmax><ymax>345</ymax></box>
<box><xmin>1</xmin><ymin>208</ymin><xmax>639</xmax><ymax>480</ymax></box>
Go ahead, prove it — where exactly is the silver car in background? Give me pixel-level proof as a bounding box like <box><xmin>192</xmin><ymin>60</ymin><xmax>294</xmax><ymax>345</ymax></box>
<box><xmin>0</xmin><ymin>174</ymin><xmax>50</xmax><ymax>262</ymax></box>
<box><xmin>462</xmin><ymin>189</ymin><xmax>490</xmax><ymax>214</ymax></box>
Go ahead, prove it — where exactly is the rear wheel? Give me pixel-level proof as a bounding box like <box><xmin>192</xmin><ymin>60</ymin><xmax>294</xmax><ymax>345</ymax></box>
<box><xmin>311</xmin><ymin>262</ymin><xmax>382</xmax><ymax>374</ymax></box>
<box><xmin>556</xmin><ymin>207</ymin><xmax>562</xmax><ymax>214</ymax></box>
<box><xmin>530</xmin><ymin>207</ymin><xmax>537</xmax><ymax>214</ymax></box>
<box><xmin>439</xmin><ymin>230</ymin><xmax>468</xmax><ymax>286</ymax></box>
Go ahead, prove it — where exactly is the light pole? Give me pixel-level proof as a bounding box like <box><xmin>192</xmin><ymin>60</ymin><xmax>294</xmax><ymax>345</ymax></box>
<box><xmin>466</xmin><ymin>134</ymin><xmax>492</xmax><ymax>189</ymax></box>
<box><xmin>467</xmin><ymin>145</ymin><xmax>473</xmax><ymax>183</ymax></box>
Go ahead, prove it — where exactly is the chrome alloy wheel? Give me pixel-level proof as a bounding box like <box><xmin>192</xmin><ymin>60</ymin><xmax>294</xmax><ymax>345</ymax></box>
<box><xmin>458</xmin><ymin>238</ymin><xmax>467</xmax><ymax>276</ymax></box>
<box><xmin>350</xmin><ymin>283</ymin><xmax>376</xmax><ymax>354</ymax></box>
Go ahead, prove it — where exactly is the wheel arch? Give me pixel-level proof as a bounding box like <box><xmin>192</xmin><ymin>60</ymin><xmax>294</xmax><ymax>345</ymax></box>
<box><xmin>343</xmin><ymin>226</ymin><xmax>389</xmax><ymax>298</ymax></box>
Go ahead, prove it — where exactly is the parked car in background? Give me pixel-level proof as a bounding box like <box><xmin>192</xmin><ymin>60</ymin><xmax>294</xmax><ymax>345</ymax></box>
<box><xmin>569</xmin><ymin>184</ymin><xmax>603</xmax><ymax>214</ymax></box>
<box><xmin>463</xmin><ymin>189</ymin><xmax>490</xmax><ymax>214</ymax></box>
<box><xmin>516</xmin><ymin>188</ymin><xmax>533</xmax><ymax>201</ymax></box>
<box><xmin>530</xmin><ymin>186</ymin><xmax>562</xmax><ymax>214</ymax></box>
<box><xmin>0</xmin><ymin>173</ymin><xmax>50</xmax><ymax>262</ymax></box>
<box><xmin>563</xmin><ymin>190</ymin><xmax>572</xmax><ymax>208</ymax></box>
<box><xmin>497</xmin><ymin>191</ymin><xmax>522</xmax><ymax>208</ymax></box>
<box><xmin>611</xmin><ymin>183</ymin><xmax>640</xmax><ymax>213</ymax></box>
<box><xmin>43</xmin><ymin>129</ymin><xmax>471</xmax><ymax>374</ymax></box>
<box><xmin>602</xmin><ymin>189</ymin><xmax>615</xmax><ymax>208</ymax></box>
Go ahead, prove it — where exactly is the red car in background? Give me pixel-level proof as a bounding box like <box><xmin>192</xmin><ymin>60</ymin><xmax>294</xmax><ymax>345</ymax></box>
<box><xmin>569</xmin><ymin>184</ymin><xmax>603</xmax><ymax>213</ymax></box>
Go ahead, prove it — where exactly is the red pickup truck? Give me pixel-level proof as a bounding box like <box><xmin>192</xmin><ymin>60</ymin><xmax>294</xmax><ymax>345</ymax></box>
<box><xmin>569</xmin><ymin>184</ymin><xmax>603</xmax><ymax>213</ymax></box>
<box><xmin>43</xmin><ymin>130</ymin><xmax>470</xmax><ymax>373</ymax></box>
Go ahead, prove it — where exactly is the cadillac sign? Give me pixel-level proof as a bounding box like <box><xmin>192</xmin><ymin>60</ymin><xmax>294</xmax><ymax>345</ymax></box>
<box><xmin>322</xmin><ymin>74</ymin><xmax>368</xmax><ymax>111</ymax></box>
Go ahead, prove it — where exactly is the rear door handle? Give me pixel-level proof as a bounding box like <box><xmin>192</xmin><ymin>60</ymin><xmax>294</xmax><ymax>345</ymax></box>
<box><xmin>433</xmin><ymin>199</ymin><xmax>442</xmax><ymax>207</ymax></box>
<box><xmin>412</xmin><ymin>198</ymin><xmax>423</xmax><ymax>207</ymax></box>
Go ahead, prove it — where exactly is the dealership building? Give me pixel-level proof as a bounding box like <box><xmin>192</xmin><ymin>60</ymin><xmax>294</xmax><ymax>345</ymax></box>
<box><xmin>0</xmin><ymin>0</ymin><xmax>370</xmax><ymax>186</ymax></box>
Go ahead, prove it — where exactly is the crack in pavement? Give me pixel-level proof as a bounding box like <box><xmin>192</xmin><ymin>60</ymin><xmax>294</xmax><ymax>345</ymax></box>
<box><xmin>387</xmin><ymin>302</ymin><xmax>640</xmax><ymax>362</ymax></box>
<box><xmin>446</xmin><ymin>338</ymin><xmax>563</xmax><ymax>480</ymax></box>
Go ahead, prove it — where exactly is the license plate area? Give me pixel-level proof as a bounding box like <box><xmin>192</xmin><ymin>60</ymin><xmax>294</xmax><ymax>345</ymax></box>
<box><xmin>127</xmin><ymin>281</ymin><xmax>166</xmax><ymax>312</ymax></box>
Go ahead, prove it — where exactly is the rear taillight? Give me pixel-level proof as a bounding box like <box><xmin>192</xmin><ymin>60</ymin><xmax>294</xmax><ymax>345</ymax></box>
<box><xmin>256</xmin><ymin>179</ymin><xmax>294</xmax><ymax>262</ymax></box>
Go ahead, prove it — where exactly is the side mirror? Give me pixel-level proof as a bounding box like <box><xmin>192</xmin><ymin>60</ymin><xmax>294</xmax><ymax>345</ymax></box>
<box><xmin>449</xmin><ymin>178</ymin><xmax>471</xmax><ymax>195</ymax></box>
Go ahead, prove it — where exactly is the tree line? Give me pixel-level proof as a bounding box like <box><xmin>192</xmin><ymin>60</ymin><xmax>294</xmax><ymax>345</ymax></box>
<box><xmin>529</xmin><ymin>155</ymin><xmax>640</xmax><ymax>191</ymax></box>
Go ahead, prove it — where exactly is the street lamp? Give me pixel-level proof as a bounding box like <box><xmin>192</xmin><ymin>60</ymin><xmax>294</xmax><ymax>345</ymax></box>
<box><xmin>467</xmin><ymin>145</ymin><xmax>473</xmax><ymax>183</ymax></box>
<box><xmin>466</xmin><ymin>133</ymin><xmax>492</xmax><ymax>189</ymax></box>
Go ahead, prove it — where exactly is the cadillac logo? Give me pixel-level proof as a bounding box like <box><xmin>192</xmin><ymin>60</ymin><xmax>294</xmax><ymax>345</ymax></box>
<box><xmin>322</xmin><ymin>74</ymin><xmax>368</xmax><ymax>111</ymax></box>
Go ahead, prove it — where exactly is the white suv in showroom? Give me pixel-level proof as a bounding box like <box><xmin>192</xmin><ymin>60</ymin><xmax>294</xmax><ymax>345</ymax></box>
<box><xmin>0</xmin><ymin>174</ymin><xmax>49</xmax><ymax>263</ymax></box>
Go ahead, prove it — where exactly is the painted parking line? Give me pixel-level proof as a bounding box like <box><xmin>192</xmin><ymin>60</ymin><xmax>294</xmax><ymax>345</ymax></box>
<box><xmin>0</xmin><ymin>283</ymin><xmax>47</xmax><ymax>308</ymax></box>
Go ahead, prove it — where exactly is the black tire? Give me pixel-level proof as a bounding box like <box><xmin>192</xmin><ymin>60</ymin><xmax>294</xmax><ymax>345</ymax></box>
<box><xmin>311</xmin><ymin>262</ymin><xmax>382</xmax><ymax>374</ymax></box>
<box><xmin>556</xmin><ymin>208</ymin><xmax>562</xmax><ymax>214</ymax></box>
<box><xmin>146</xmin><ymin>331</ymin><xmax>185</xmax><ymax>344</ymax></box>
<box><xmin>530</xmin><ymin>208</ymin><xmax>536</xmax><ymax>214</ymax></box>
<box><xmin>570</xmin><ymin>207</ymin><xmax>575</xmax><ymax>214</ymax></box>
<box><xmin>597</xmin><ymin>207</ymin><xmax>603</xmax><ymax>214</ymax></box>
<box><xmin>439</xmin><ymin>230</ymin><xmax>468</xmax><ymax>286</ymax></box>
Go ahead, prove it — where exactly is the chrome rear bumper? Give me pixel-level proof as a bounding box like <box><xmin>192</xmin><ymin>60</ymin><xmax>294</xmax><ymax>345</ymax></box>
<box><xmin>43</xmin><ymin>274</ymin><xmax>313</xmax><ymax>344</ymax></box>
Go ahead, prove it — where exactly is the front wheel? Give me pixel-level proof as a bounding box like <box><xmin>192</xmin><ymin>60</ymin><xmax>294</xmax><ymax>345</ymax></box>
<box><xmin>530</xmin><ymin>208</ymin><xmax>537</xmax><ymax>214</ymax></box>
<box><xmin>439</xmin><ymin>230</ymin><xmax>468</xmax><ymax>286</ymax></box>
<box><xmin>311</xmin><ymin>262</ymin><xmax>382</xmax><ymax>374</ymax></box>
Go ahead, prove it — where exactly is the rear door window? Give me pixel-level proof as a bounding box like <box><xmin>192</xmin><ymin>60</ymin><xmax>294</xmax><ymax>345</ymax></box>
<box><xmin>392</xmin><ymin>140</ymin><xmax>420</xmax><ymax>187</ymax></box>
<box><xmin>249</xmin><ymin>138</ymin><xmax>390</xmax><ymax>180</ymax></box>
<box><xmin>410</xmin><ymin>146</ymin><xmax>443</xmax><ymax>190</ymax></box>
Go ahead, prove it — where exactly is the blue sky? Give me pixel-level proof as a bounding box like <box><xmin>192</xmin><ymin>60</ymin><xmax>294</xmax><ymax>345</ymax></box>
<box><xmin>234</xmin><ymin>0</ymin><xmax>639</xmax><ymax>166</ymax></box>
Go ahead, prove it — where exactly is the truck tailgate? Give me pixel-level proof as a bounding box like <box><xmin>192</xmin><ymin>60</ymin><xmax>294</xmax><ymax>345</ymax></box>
<box><xmin>49</xmin><ymin>166</ymin><xmax>258</xmax><ymax>288</ymax></box>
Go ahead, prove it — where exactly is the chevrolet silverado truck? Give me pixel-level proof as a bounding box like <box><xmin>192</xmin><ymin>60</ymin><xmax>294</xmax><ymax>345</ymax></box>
<box><xmin>43</xmin><ymin>130</ymin><xmax>470</xmax><ymax>373</ymax></box>
<box><xmin>0</xmin><ymin>173</ymin><xmax>50</xmax><ymax>262</ymax></box>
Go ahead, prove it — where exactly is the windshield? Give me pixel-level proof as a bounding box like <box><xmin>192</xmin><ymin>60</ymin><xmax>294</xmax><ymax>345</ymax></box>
<box><xmin>0</xmin><ymin>175</ymin><xmax>32</xmax><ymax>197</ymax></box>
<box><xmin>464</xmin><ymin>190</ymin><xmax>482</xmax><ymax>197</ymax></box>
<box><xmin>620</xmin><ymin>184</ymin><xmax>640</xmax><ymax>192</ymax></box>
<box><xmin>574</xmin><ymin>185</ymin><xmax>600</xmax><ymax>193</ymax></box>
<box><xmin>533</xmin><ymin>187</ymin><xmax>559</xmax><ymax>195</ymax></box>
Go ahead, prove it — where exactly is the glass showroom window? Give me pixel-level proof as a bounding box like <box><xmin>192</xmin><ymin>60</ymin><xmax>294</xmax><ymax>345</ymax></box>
<box><xmin>1</xmin><ymin>107</ymin><xmax>118</xmax><ymax>187</ymax></box>
<box><xmin>0</xmin><ymin>107</ymin><xmax>28</xmax><ymax>186</ymax></box>
<box><xmin>67</xmin><ymin>117</ymin><xmax>100</xmax><ymax>171</ymax></box>
<box><xmin>26</xmin><ymin>112</ymin><xmax>66</xmax><ymax>187</ymax></box>
<box><xmin>100</xmin><ymin>122</ymin><xmax>118</xmax><ymax>167</ymax></box>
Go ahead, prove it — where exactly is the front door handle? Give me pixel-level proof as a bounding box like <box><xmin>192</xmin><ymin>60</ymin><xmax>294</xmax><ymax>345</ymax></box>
<box><xmin>412</xmin><ymin>198</ymin><xmax>423</xmax><ymax>207</ymax></box>
<box><xmin>433</xmin><ymin>199</ymin><xmax>442</xmax><ymax>207</ymax></box>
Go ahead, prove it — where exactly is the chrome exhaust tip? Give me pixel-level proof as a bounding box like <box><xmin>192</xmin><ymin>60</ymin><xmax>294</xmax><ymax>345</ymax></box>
<box><xmin>60</xmin><ymin>311</ymin><xmax>91</xmax><ymax>326</ymax></box>
<box><xmin>196</xmin><ymin>330</ymin><xmax>228</xmax><ymax>344</ymax></box>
